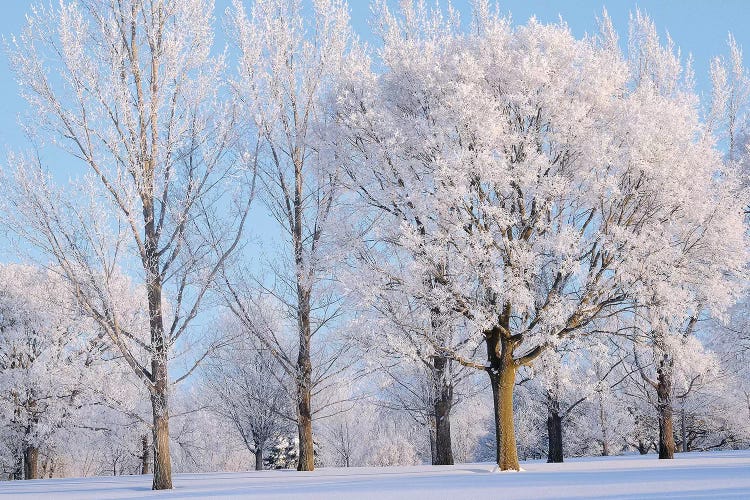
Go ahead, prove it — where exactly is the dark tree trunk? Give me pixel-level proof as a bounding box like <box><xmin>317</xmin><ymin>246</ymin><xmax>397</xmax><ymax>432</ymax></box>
<box><xmin>428</xmin><ymin>426</ymin><xmax>437</xmax><ymax>465</ymax></box>
<box><xmin>23</xmin><ymin>446</ymin><xmax>39</xmax><ymax>480</ymax></box>
<box><xmin>294</xmin><ymin>262</ymin><xmax>315</xmax><ymax>471</ymax></box>
<box><xmin>255</xmin><ymin>447</ymin><xmax>264</xmax><ymax>471</ymax></box>
<box><xmin>546</xmin><ymin>400</ymin><xmax>564</xmax><ymax>463</ymax></box>
<box><xmin>296</xmin><ymin>337</ymin><xmax>314</xmax><ymax>472</ymax></box>
<box><xmin>656</xmin><ymin>354</ymin><xmax>675</xmax><ymax>460</ymax></box>
<box><xmin>432</xmin><ymin>355</ymin><xmax>454</xmax><ymax>465</ymax></box>
<box><xmin>486</xmin><ymin>320</ymin><xmax>520</xmax><ymax>471</ymax></box>
<box><xmin>141</xmin><ymin>435</ymin><xmax>151</xmax><ymax>475</ymax></box>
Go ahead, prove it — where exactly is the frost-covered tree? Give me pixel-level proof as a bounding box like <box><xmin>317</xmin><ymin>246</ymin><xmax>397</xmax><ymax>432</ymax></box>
<box><xmin>3</xmin><ymin>0</ymin><xmax>252</xmax><ymax>488</ymax></box>
<box><xmin>0</xmin><ymin>264</ymin><xmax>96</xmax><ymax>479</ymax></box>
<box><xmin>343</xmin><ymin>239</ymin><xmax>480</xmax><ymax>465</ymax></box>
<box><xmin>334</xmin><ymin>1</ymin><xmax>748</xmax><ymax>470</ymax></box>
<box><xmin>223</xmin><ymin>0</ymin><xmax>359</xmax><ymax>471</ymax></box>
<box><xmin>202</xmin><ymin>319</ymin><xmax>291</xmax><ymax>470</ymax></box>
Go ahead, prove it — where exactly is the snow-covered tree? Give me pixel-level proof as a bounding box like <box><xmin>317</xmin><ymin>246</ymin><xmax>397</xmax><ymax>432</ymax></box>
<box><xmin>202</xmin><ymin>319</ymin><xmax>291</xmax><ymax>470</ymax></box>
<box><xmin>0</xmin><ymin>264</ymin><xmax>97</xmax><ymax>479</ymax></box>
<box><xmin>3</xmin><ymin>0</ymin><xmax>253</xmax><ymax>489</ymax></box>
<box><xmin>334</xmin><ymin>1</ymin><xmax>748</xmax><ymax>470</ymax></box>
<box><xmin>223</xmin><ymin>0</ymin><xmax>360</xmax><ymax>471</ymax></box>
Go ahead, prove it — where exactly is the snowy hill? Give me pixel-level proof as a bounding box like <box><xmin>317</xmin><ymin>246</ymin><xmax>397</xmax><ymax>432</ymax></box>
<box><xmin>2</xmin><ymin>450</ymin><xmax>750</xmax><ymax>499</ymax></box>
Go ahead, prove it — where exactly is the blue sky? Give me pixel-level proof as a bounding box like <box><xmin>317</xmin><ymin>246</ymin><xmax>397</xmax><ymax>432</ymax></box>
<box><xmin>0</xmin><ymin>0</ymin><xmax>747</xmax><ymax>262</ymax></box>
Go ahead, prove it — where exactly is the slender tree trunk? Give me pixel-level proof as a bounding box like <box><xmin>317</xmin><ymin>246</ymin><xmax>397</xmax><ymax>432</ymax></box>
<box><xmin>546</xmin><ymin>395</ymin><xmax>564</xmax><ymax>463</ymax></box>
<box><xmin>296</xmin><ymin>299</ymin><xmax>315</xmax><ymax>473</ymax></box>
<box><xmin>296</xmin><ymin>295</ymin><xmax>315</xmax><ymax>472</ymax></box>
<box><xmin>486</xmin><ymin>322</ymin><xmax>520</xmax><ymax>471</ymax></box>
<box><xmin>23</xmin><ymin>446</ymin><xmax>39</xmax><ymax>480</ymax></box>
<box><xmin>428</xmin><ymin>426</ymin><xmax>437</xmax><ymax>465</ymax></box>
<box><xmin>432</xmin><ymin>355</ymin><xmax>454</xmax><ymax>465</ymax></box>
<box><xmin>141</xmin><ymin>435</ymin><xmax>151</xmax><ymax>475</ymax></box>
<box><xmin>145</xmin><ymin>195</ymin><xmax>173</xmax><ymax>490</ymax></box>
<box><xmin>254</xmin><ymin>447</ymin><xmax>264</xmax><ymax>471</ymax></box>
<box><xmin>656</xmin><ymin>355</ymin><xmax>675</xmax><ymax>460</ymax></box>
<box><xmin>680</xmin><ymin>408</ymin><xmax>688</xmax><ymax>453</ymax></box>
<box><xmin>598</xmin><ymin>394</ymin><xmax>610</xmax><ymax>456</ymax></box>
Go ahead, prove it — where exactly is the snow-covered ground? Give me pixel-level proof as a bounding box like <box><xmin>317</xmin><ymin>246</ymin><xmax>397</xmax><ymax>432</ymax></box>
<box><xmin>3</xmin><ymin>450</ymin><xmax>750</xmax><ymax>499</ymax></box>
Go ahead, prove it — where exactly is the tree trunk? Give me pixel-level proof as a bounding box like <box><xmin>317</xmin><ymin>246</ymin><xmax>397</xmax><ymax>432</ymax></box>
<box><xmin>656</xmin><ymin>355</ymin><xmax>675</xmax><ymax>460</ymax></box>
<box><xmin>680</xmin><ymin>408</ymin><xmax>688</xmax><ymax>453</ymax></box>
<box><xmin>546</xmin><ymin>402</ymin><xmax>564</xmax><ymax>463</ymax></box>
<box><xmin>432</xmin><ymin>355</ymin><xmax>454</xmax><ymax>465</ymax></box>
<box><xmin>428</xmin><ymin>426</ymin><xmax>437</xmax><ymax>465</ymax></box>
<box><xmin>255</xmin><ymin>447</ymin><xmax>264</xmax><ymax>471</ymax></box>
<box><xmin>486</xmin><ymin>324</ymin><xmax>520</xmax><ymax>471</ymax></box>
<box><xmin>141</xmin><ymin>435</ymin><xmax>151</xmax><ymax>475</ymax></box>
<box><xmin>296</xmin><ymin>377</ymin><xmax>314</xmax><ymax>471</ymax></box>
<box><xmin>597</xmin><ymin>393</ymin><xmax>610</xmax><ymax>456</ymax></box>
<box><xmin>145</xmin><ymin>199</ymin><xmax>173</xmax><ymax>489</ymax></box>
<box><xmin>150</xmin><ymin>376</ymin><xmax>172</xmax><ymax>489</ymax></box>
<box><xmin>23</xmin><ymin>446</ymin><xmax>39</xmax><ymax>480</ymax></box>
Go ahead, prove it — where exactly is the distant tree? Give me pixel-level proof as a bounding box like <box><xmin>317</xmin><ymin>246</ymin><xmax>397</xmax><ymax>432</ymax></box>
<box><xmin>202</xmin><ymin>320</ymin><xmax>290</xmax><ymax>470</ymax></box>
<box><xmin>0</xmin><ymin>264</ymin><xmax>94</xmax><ymax>479</ymax></box>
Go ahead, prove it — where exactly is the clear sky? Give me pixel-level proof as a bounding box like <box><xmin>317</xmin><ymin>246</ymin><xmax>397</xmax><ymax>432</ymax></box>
<box><xmin>0</xmin><ymin>0</ymin><xmax>748</xmax><ymax>261</ymax></box>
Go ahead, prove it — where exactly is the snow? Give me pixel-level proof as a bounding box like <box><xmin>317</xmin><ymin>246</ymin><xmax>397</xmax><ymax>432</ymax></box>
<box><xmin>3</xmin><ymin>450</ymin><xmax>750</xmax><ymax>499</ymax></box>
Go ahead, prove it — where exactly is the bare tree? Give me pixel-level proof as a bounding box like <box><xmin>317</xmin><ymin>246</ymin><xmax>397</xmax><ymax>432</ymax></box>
<box><xmin>3</xmin><ymin>0</ymin><xmax>253</xmax><ymax>489</ymax></box>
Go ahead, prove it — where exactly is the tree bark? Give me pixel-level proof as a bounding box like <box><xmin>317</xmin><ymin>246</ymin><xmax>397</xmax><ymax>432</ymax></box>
<box><xmin>428</xmin><ymin>426</ymin><xmax>437</xmax><ymax>465</ymax></box>
<box><xmin>141</xmin><ymin>435</ymin><xmax>151</xmax><ymax>475</ymax></box>
<box><xmin>296</xmin><ymin>356</ymin><xmax>315</xmax><ymax>471</ymax></box>
<box><xmin>255</xmin><ymin>447</ymin><xmax>264</xmax><ymax>471</ymax></box>
<box><xmin>23</xmin><ymin>446</ymin><xmax>39</xmax><ymax>480</ymax></box>
<box><xmin>150</xmin><ymin>374</ymin><xmax>172</xmax><ymax>489</ymax></box>
<box><xmin>432</xmin><ymin>355</ymin><xmax>454</xmax><ymax>465</ymax></box>
<box><xmin>546</xmin><ymin>401</ymin><xmax>564</xmax><ymax>463</ymax></box>
<box><xmin>656</xmin><ymin>355</ymin><xmax>675</xmax><ymax>460</ymax></box>
<box><xmin>144</xmin><ymin>190</ymin><xmax>173</xmax><ymax>489</ymax></box>
<box><xmin>486</xmin><ymin>323</ymin><xmax>520</xmax><ymax>471</ymax></box>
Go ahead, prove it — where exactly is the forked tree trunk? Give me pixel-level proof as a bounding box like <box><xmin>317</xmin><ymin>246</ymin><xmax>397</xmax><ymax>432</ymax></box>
<box><xmin>23</xmin><ymin>446</ymin><xmax>39</xmax><ymax>480</ymax></box>
<box><xmin>432</xmin><ymin>355</ymin><xmax>454</xmax><ymax>465</ymax></box>
<box><xmin>141</xmin><ymin>435</ymin><xmax>151</xmax><ymax>475</ymax></box>
<box><xmin>486</xmin><ymin>324</ymin><xmax>520</xmax><ymax>471</ymax></box>
<box><xmin>546</xmin><ymin>400</ymin><xmax>564</xmax><ymax>463</ymax></box>
<box><xmin>656</xmin><ymin>355</ymin><xmax>675</xmax><ymax>460</ymax></box>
